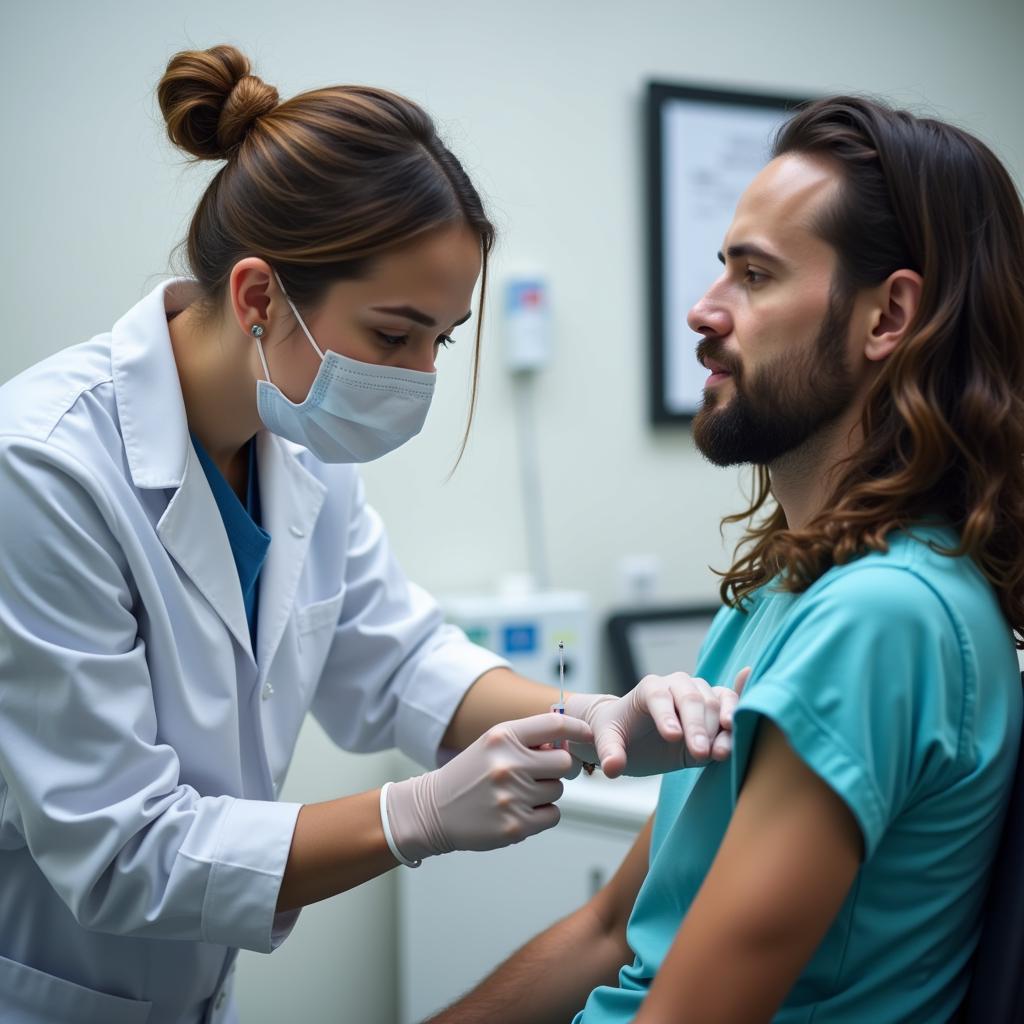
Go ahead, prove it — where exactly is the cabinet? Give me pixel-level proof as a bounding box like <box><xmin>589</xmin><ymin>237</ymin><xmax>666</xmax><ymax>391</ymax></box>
<box><xmin>398</xmin><ymin>774</ymin><xmax>660</xmax><ymax>1024</ymax></box>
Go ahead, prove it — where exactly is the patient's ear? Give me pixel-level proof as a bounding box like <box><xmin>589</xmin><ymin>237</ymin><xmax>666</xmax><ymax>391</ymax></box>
<box><xmin>863</xmin><ymin>269</ymin><xmax>923</xmax><ymax>363</ymax></box>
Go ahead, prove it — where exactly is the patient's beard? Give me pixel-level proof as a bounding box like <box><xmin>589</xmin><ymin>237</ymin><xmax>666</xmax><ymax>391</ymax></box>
<box><xmin>692</xmin><ymin>293</ymin><xmax>856</xmax><ymax>468</ymax></box>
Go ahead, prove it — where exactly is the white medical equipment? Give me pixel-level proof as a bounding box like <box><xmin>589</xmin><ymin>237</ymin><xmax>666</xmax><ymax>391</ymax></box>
<box><xmin>445</xmin><ymin>589</ymin><xmax>597</xmax><ymax>693</ymax></box>
<box><xmin>502</xmin><ymin>271</ymin><xmax>553</xmax><ymax>590</ymax></box>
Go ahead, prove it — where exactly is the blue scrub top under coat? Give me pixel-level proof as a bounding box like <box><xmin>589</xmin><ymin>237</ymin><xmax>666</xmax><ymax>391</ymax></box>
<box><xmin>190</xmin><ymin>434</ymin><xmax>270</xmax><ymax>648</ymax></box>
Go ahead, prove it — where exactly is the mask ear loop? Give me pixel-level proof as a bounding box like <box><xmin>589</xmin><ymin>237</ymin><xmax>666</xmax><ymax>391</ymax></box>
<box><xmin>273</xmin><ymin>270</ymin><xmax>326</xmax><ymax>360</ymax></box>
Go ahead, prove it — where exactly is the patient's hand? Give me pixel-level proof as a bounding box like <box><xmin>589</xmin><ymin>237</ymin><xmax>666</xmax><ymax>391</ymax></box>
<box><xmin>564</xmin><ymin>667</ymin><xmax>751</xmax><ymax>779</ymax></box>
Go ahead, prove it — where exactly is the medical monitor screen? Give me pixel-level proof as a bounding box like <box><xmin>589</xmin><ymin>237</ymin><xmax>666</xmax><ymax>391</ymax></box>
<box><xmin>607</xmin><ymin>606</ymin><xmax>719</xmax><ymax>694</ymax></box>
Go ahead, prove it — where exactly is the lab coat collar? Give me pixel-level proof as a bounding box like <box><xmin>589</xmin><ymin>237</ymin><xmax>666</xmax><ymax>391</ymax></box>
<box><xmin>159</xmin><ymin>434</ymin><xmax>327</xmax><ymax>668</ymax></box>
<box><xmin>111</xmin><ymin>281</ymin><xmax>256</xmax><ymax>655</ymax></box>
<box><xmin>159</xmin><ymin>444</ymin><xmax>255</xmax><ymax>657</ymax></box>
<box><xmin>111</xmin><ymin>277</ymin><xmax>200</xmax><ymax>490</ymax></box>
<box><xmin>111</xmin><ymin>279</ymin><xmax>327</xmax><ymax>668</ymax></box>
<box><xmin>254</xmin><ymin>431</ymin><xmax>326</xmax><ymax>676</ymax></box>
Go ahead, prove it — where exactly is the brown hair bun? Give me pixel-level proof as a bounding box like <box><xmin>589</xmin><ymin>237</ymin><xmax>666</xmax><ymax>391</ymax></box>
<box><xmin>157</xmin><ymin>44</ymin><xmax>279</xmax><ymax>160</ymax></box>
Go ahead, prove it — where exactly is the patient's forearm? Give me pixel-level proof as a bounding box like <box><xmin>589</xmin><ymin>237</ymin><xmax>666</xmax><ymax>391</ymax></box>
<box><xmin>423</xmin><ymin>902</ymin><xmax>627</xmax><ymax>1024</ymax></box>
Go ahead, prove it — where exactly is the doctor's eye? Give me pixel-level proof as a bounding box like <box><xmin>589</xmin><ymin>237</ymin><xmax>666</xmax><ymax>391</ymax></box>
<box><xmin>436</xmin><ymin>334</ymin><xmax>456</xmax><ymax>349</ymax></box>
<box><xmin>375</xmin><ymin>331</ymin><xmax>408</xmax><ymax>347</ymax></box>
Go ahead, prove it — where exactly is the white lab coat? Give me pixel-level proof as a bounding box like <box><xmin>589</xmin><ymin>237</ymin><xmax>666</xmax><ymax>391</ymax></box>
<box><xmin>0</xmin><ymin>280</ymin><xmax>506</xmax><ymax>1024</ymax></box>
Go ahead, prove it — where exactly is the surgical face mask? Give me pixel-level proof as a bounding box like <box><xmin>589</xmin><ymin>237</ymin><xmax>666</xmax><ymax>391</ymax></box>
<box><xmin>253</xmin><ymin>274</ymin><xmax>436</xmax><ymax>463</ymax></box>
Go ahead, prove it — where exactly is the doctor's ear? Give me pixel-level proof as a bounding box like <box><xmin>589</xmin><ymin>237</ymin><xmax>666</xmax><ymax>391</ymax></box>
<box><xmin>863</xmin><ymin>269</ymin><xmax>924</xmax><ymax>363</ymax></box>
<box><xmin>228</xmin><ymin>258</ymin><xmax>275</xmax><ymax>337</ymax></box>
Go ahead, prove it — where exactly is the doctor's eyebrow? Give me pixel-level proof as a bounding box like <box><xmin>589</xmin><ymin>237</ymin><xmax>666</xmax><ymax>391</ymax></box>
<box><xmin>372</xmin><ymin>306</ymin><xmax>473</xmax><ymax>329</ymax></box>
<box><xmin>717</xmin><ymin>243</ymin><xmax>791</xmax><ymax>270</ymax></box>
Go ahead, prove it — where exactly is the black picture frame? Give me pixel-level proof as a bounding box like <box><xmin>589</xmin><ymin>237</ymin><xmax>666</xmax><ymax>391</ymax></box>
<box><xmin>646</xmin><ymin>82</ymin><xmax>809</xmax><ymax>424</ymax></box>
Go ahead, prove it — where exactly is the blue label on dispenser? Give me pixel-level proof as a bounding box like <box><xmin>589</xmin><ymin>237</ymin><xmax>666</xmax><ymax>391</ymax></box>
<box><xmin>506</xmin><ymin>280</ymin><xmax>545</xmax><ymax>313</ymax></box>
<box><xmin>502</xmin><ymin>623</ymin><xmax>538</xmax><ymax>654</ymax></box>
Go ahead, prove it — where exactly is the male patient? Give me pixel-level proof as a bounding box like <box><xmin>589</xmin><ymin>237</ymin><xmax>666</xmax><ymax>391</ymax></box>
<box><xmin>427</xmin><ymin>96</ymin><xmax>1024</xmax><ymax>1022</ymax></box>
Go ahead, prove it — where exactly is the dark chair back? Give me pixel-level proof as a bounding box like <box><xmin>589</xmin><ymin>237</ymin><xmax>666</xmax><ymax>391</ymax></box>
<box><xmin>963</xmin><ymin>710</ymin><xmax>1024</xmax><ymax>1023</ymax></box>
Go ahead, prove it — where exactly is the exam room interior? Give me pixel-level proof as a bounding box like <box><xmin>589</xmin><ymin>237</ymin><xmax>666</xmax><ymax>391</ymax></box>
<box><xmin>2</xmin><ymin>1</ymin><xmax>1022</xmax><ymax>1021</ymax></box>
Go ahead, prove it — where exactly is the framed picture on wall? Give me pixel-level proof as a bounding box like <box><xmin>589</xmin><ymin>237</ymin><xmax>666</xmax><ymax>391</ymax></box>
<box><xmin>646</xmin><ymin>82</ymin><xmax>809</xmax><ymax>424</ymax></box>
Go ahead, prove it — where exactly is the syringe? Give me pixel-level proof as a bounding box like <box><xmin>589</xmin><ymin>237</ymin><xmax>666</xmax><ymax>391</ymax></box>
<box><xmin>558</xmin><ymin>641</ymin><xmax>567</xmax><ymax>708</ymax></box>
<box><xmin>552</xmin><ymin>641</ymin><xmax>566</xmax><ymax>748</ymax></box>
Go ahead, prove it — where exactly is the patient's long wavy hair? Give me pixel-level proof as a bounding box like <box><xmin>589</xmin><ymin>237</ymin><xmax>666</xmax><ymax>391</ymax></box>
<box><xmin>718</xmin><ymin>97</ymin><xmax>1024</xmax><ymax>647</ymax></box>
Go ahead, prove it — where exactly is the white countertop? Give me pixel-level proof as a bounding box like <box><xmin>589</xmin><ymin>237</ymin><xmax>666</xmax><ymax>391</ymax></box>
<box><xmin>559</xmin><ymin>771</ymin><xmax>661</xmax><ymax>830</ymax></box>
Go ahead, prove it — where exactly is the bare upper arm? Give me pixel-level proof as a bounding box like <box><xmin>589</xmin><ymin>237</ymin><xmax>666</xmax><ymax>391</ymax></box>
<box><xmin>635</xmin><ymin>720</ymin><xmax>862</xmax><ymax>1023</ymax></box>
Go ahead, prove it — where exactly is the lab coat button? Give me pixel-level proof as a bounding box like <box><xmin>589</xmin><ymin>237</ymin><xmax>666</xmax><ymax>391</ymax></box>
<box><xmin>262</xmin><ymin>681</ymin><xmax>274</xmax><ymax>701</ymax></box>
<box><xmin>289</xmin><ymin>525</ymin><xmax>305</xmax><ymax>538</ymax></box>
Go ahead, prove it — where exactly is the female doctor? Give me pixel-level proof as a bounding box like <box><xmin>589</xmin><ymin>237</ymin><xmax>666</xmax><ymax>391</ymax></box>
<box><xmin>0</xmin><ymin>46</ymin><xmax>738</xmax><ymax>1024</ymax></box>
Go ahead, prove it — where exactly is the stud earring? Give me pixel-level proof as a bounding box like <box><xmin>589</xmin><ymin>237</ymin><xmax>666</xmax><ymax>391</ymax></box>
<box><xmin>250</xmin><ymin>324</ymin><xmax>265</xmax><ymax>338</ymax></box>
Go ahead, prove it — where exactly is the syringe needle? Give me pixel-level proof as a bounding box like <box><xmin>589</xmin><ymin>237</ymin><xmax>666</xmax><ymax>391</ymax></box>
<box><xmin>558</xmin><ymin>641</ymin><xmax>565</xmax><ymax>705</ymax></box>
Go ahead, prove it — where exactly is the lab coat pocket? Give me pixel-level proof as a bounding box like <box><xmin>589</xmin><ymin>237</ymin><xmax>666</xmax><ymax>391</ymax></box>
<box><xmin>0</xmin><ymin>953</ymin><xmax>152</xmax><ymax>1023</ymax></box>
<box><xmin>296</xmin><ymin>589</ymin><xmax>345</xmax><ymax>638</ymax></box>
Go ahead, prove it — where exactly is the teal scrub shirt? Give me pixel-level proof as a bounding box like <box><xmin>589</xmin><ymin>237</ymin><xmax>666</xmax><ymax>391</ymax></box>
<box><xmin>574</xmin><ymin>527</ymin><xmax>1022</xmax><ymax>1023</ymax></box>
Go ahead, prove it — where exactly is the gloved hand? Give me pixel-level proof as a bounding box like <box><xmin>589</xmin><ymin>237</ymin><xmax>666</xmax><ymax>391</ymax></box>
<box><xmin>564</xmin><ymin>667</ymin><xmax>751</xmax><ymax>778</ymax></box>
<box><xmin>384</xmin><ymin>712</ymin><xmax>594</xmax><ymax>863</ymax></box>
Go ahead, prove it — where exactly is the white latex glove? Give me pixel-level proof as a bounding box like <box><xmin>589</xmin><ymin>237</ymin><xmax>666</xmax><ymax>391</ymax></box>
<box><xmin>564</xmin><ymin>667</ymin><xmax>752</xmax><ymax>778</ymax></box>
<box><xmin>385</xmin><ymin>712</ymin><xmax>594</xmax><ymax>863</ymax></box>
